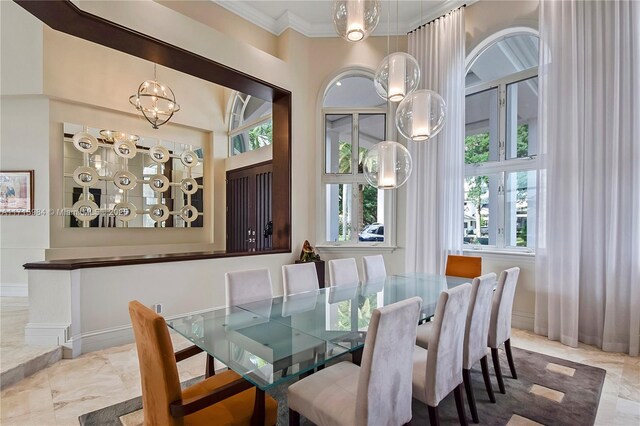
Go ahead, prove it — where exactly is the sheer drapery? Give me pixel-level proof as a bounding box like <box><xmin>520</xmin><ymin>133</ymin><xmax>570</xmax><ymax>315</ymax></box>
<box><xmin>405</xmin><ymin>8</ymin><xmax>465</xmax><ymax>274</ymax></box>
<box><xmin>535</xmin><ymin>0</ymin><xmax>640</xmax><ymax>356</ymax></box>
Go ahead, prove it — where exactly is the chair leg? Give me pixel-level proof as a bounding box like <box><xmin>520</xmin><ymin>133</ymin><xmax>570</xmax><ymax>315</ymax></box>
<box><xmin>505</xmin><ymin>338</ymin><xmax>518</xmax><ymax>379</ymax></box>
<box><xmin>427</xmin><ymin>405</ymin><xmax>440</xmax><ymax>426</ymax></box>
<box><xmin>463</xmin><ymin>369</ymin><xmax>479</xmax><ymax>423</ymax></box>
<box><xmin>454</xmin><ymin>383</ymin><xmax>469</xmax><ymax>426</ymax></box>
<box><xmin>289</xmin><ymin>409</ymin><xmax>300</xmax><ymax>426</ymax></box>
<box><xmin>491</xmin><ymin>348</ymin><xmax>506</xmax><ymax>394</ymax></box>
<box><xmin>480</xmin><ymin>355</ymin><xmax>496</xmax><ymax>403</ymax></box>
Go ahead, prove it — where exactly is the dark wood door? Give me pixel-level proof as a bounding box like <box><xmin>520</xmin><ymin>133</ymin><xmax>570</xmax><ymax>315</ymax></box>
<box><xmin>226</xmin><ymin>161</ymin><xmax>273</xmax><ymax>252</ymax></box>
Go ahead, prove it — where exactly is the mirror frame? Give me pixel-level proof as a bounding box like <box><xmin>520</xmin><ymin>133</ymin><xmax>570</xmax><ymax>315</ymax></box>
<box><xmin>15</xmin><ymin>0</ymin><xmax>292</xmax><ymax>253</ymax></box>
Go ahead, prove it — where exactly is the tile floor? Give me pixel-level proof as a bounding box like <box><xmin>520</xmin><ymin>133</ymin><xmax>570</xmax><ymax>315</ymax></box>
<box><xmin>1</xmin><ymin>298</ymin><xmax>61</xmax><ymax>390</ymax></box>
<box><xmin>0</xmin><ymin>298</ymin><xmax>638</xmax><ymax>426</ymax></box>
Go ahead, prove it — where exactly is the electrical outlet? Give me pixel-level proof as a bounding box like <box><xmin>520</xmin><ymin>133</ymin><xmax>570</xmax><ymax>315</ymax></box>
<box><xmin>153</xmin><ymin>303</ymin><xmax>163</xmax><ymax>314</ymax></box>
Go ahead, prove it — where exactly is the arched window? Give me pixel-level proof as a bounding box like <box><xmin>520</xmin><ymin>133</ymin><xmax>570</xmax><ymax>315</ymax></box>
<box><xmin>228</xmin><ymin>92</ymin><xmax>272</xmax><ymax>156</ymax></box>
<box><xmin>463</xmin><ymin>30</ymin><xmax>539</xmax><ymax>251</ymax></box>
<box><xmin>319</xmin><ymin>70</ymin><xmax>395</xmax><ymax>247</ymax></box>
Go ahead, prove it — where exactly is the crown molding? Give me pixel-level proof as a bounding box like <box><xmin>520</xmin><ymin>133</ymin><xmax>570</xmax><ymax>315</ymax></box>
<box><xmin>215</xmin><ymin>0</ymin><xmax>477</xmax><ymax>38</ymax></box>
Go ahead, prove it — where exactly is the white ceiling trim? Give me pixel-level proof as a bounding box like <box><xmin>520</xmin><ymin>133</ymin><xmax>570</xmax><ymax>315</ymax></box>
<box><xmin>215</xmin><ymin>0</ymin><xmax>476</xmax><ymax>38</ymax></box>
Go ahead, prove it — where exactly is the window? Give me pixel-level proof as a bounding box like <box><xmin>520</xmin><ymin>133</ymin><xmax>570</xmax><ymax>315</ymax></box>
<box><xmin>464</xmin><ymin>33</ymin><xmax>539</xmax><ymax>251</ymax></box>
<box><xmin>320</xmin><ymin>72</ymin><xmax>395</xmax><ymax>246</ymax></box>
<box><xmin>228</xmin><ymin>92</ymin><xmax>272</xmax><ymax>156</ymax></box>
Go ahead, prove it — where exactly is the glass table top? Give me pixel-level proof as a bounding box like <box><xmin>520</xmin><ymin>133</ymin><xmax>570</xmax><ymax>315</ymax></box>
<box><xmin>166</xmin><ymin>305</ymin><xmax>351</xmax><ymax>390</ymax></box>
<box><xmin>167</xmin><ymin>273</ymin><xmax>471</xmax><ymax>390</ymax></box>
<box><xmin>236</xmin><ymin>274</ymin><xmax>471</xmax><ymax>349</ymax></box>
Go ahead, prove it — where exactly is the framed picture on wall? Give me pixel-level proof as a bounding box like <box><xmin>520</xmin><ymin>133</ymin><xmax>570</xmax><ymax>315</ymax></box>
<box><xmin>0</xmin><ymin>170</ymin><xmax>34</xmax><ymax>215</ymax></box>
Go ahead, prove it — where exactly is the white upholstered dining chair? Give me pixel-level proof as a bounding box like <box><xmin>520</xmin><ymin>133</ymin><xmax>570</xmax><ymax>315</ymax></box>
<box><xmin>224</xmin><ymin>268</ymin><xmax>273</xmax><ymax>306</ymax></box>
<box><xmin>488</xmin><ymin>267</ymin><xmax>521</xmax><ymax>394</ymax></box>
<box><xmin>282</xmin><ymin>262</ymin><xmax>319</xmax><ymax>297</ymax></box>
<box><xmin>287</xmin><ymin>297</ymin><xmax>422</xmax><ymax>426</ymax></box>
<box><xmin>362</xmin><ymin>254</ymin><xmax>387</xmax><ymax>283</ymax></box>
<box><xmin>412</xmin><ymin>283</ymin><xmax>472</xmax><ymax>426</ymax></box>
<box><xmin>328</xmin><ymin>258</ymin><xmax>359</xmax><ymax>287</ymax></box>
<box><xmin>416</xmin><ymin>273</ymin><xmax>497</xmax><ymax>423</ymax></box>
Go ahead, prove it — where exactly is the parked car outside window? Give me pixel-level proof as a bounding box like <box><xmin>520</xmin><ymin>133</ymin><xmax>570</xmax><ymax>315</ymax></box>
<box><xmin>359</xmin><ymin>223</ymin><xmax>384</xmax><ymax>242</ymax></box>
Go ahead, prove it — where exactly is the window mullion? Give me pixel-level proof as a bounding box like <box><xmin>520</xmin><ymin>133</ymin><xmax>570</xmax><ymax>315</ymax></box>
<box><xmin>497</xmin><ymin>172</ymin><xmax>506</xmax><ymax>248</ymax></box>
<box><xmin>353</xmin><ymin>113</ymin><xmax>359</xmax><ymax>175</ymax></box>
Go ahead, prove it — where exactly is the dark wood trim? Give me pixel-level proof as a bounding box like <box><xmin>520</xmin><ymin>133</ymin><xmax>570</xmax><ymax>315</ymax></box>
<box><xmin>174</xmin><ymin>345</ymin><xmax>203</xmax><ymax>363</ymax></box>
<box><xmin>15</xmin><ymin>0</ymin><xmax>292</xmax><ymax>253</ymax></box>
<box><xmin>15</xmin><ymin>1</ymin><xmax>287</xmax><ymax>100</ymax></box>
<box><xmin>23</xmin><ymin>249</ymin><xmax>290</xmax><ymax>271</ymax></box>
<box><xmin>226</xmin><ymin>160</ymin><xmax>273</xmax><ymax>174</ymax></box>
<box><xmin>169</xmin><ymin>377</ymin><xmax>253</xmax><ymax>417</ymax></box>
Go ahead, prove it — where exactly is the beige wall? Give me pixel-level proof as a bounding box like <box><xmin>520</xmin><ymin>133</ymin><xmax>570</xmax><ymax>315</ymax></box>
<box><xmin>465</xmin><ymin>0</ymin><xmax>539</xmax><ymax>54</ymax></box>
<box><xmin>154</xmin><ymin>0</ymin><xmax>280</xmax><ymax>59</ymax></box>
<box><xmin>2</xmin><ymin>0</ymin><xmax>540</xmax><ymax>331</ymax></box>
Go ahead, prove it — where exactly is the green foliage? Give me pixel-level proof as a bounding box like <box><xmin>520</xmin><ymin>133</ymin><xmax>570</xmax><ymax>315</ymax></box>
<box><xmin>464</xmin><ymin>125</ymin><xmax>532</xmax><ymax>244</ymax></box>
<box><xmin>248</xmin><ymin>123</ymin><xmax>272</xmax><ymax>150</ymax></box>
<box><xmin>336</xmin><ymin>294</ymin><xmax>377</xmax><ymax>331</ymax></box>
<box><xmin>336</xmin><ymin>142</ymin><xmax>378</xmax><ymax>241</ymax></box>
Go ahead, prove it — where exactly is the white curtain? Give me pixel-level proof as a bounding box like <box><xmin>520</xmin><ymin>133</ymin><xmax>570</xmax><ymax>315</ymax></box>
<box><xmin>535</xmin><ymin>0</ymin><xmax>640</xmax><ymax>356</ymax></box>
<box><xmin>405</xmin><ymin>8</ymin><xmax>465</xmax><ymax>274</ymax></box>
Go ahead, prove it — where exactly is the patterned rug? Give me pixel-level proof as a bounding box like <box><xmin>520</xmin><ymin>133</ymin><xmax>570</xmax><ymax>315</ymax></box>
<box><xmin>79</xmin><ymin>347</ymin><xmax>605</xmax><ymax>426</ymax></box>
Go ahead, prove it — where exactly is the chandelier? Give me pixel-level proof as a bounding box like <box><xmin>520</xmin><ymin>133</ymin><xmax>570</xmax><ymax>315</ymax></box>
<box><xmin>396</xmin><ymin>90</ymin><xmax>447</xmax><ymax>141</ymax></box>
<box><xmin>332</xmin><ymin>0</ymin><xmax>381</xmax><ymax>42</ymax></box>
<box><xmin>363</xmin><ymin>140</ymin><xmax>413</xmax><ymax>189</ymax></box>
<box><xmin>129</xmin><ymin>64</ymin><xmax>180</xmax><ymax>129</ymax></box>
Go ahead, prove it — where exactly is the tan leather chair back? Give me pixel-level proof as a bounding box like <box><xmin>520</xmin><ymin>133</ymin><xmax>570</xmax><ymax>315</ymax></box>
<box><xmin>445</xmin><ymin>255</ymin><xmax>482</xmax><ymax>279</ymax></box>
<box><xmin>129</xmin><ymin>300</ymin><xmax>182</xmax><ymax>426</ymax></box>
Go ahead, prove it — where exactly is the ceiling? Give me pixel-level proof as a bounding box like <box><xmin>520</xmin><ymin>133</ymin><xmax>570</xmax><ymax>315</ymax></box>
<box><xmin>214</xmin><ymin>0</ymin><xmax>472</xmax><ymax>37</ymax></box>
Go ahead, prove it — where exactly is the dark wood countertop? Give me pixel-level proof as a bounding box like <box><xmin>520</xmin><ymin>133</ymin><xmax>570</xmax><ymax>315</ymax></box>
<box><xmin>23</xmin><ymin>249</ymin><xmax>291</xmax><ymax>271</ymax></box>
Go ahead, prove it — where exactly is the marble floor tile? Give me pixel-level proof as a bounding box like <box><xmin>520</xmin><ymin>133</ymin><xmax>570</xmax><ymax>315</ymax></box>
<box><xmin>0</xmin><ymin>370</ymin><xmax>53</xmax><ymax>421</ymax></box>
<box><xmin>0</xmin><ymin>296</ymin><xmax>60</xmax><ymax>388</ymax></box>
<box><xmin>612</xmin><ymin>397</ymin><xmax>640</xmax><ymax>425</ymax></box>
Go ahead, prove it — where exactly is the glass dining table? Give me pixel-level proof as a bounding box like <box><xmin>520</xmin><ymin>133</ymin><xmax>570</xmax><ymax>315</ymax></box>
<box><xmin>166</xmin><ymin>273</ymin><xmax>469</xmax><ymax>424</ymax></box>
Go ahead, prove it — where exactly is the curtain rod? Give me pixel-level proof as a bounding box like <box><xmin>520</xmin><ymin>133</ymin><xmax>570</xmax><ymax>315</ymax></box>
<box><xmin>407</xmin><ymin>4</ymin><xmax>466</xmax><ymax>34</ymax></box>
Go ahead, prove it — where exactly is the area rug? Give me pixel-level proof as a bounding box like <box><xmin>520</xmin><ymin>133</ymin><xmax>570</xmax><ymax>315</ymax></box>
<box><xmin>79</xmin><ymin>347</ymin><xmax>605</xmax><ymax>426</ymax></box>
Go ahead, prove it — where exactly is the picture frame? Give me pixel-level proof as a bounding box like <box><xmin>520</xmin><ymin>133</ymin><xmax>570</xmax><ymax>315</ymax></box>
<box><xmin>0</xmin><ymin>170</ymin><xmax>34</xmax><ymax>215</ymax></box>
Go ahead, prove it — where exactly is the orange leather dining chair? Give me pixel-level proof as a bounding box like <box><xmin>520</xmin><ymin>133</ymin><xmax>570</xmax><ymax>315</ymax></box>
<box><xmin>445</xmin><ymin>254</ymin><xmax>482</xmax><ymax>279</ymax></box>
<box><xmin>128</xmin><ymin>300</ymin><xmax>278</xmax><ymax>426</ymax></box>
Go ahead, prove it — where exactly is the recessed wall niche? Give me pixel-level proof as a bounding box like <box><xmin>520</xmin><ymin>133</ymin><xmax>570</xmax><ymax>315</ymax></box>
<box><xmin>63</xmin><ymin>123</ymin><xmax>204</xmax><ymax>228</ymax></box>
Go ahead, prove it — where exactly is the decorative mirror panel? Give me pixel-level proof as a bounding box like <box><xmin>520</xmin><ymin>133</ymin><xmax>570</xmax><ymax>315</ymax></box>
<box><xmin>63</xmin><ymin>123</ymin><xmax>204</xmax><ymax>228</ymax></box>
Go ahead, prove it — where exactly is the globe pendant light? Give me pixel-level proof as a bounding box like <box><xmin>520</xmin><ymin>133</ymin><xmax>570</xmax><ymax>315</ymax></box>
<box><xmin>396</xmin><ymin>89</ymin><xmax>447</xmax><ymax>141</ymax></box>
<box><xmin>129</xmin><ymin>64</ymin><xmax>180</xmax><ymax>129</ymax></box>
<box><xmin>374</xmin><ymin>52</ymin><xmax>421</xmax><ymax>102</ymax></box>
<box><xmin>363</xmin><ymin>140</ymin><xmax>412</xmax><ymax>189</ymax></box>
<box><xmin>332</xmin><ymin>0</ymin><xmax>381</xmax><ymax>42</ymax></box>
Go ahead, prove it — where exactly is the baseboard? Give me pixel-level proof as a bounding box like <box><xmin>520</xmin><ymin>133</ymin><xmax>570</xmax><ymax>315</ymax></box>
<box><xmin>512</xmin><ymin>310</ymin><xmax>534</xmax><ymax>331</ymax></box>
<box><xmin>24</xmin><ymin>323</ymin><xmax>70</xmax><ymax>346</ymax></box>
<box><xmin>0</xmin><ymin>283</ymin><xmax>28</xmax><ymax>297</ymax></box>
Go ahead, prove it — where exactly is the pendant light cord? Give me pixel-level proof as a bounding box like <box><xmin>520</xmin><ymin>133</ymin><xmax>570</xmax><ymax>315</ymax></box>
<box><xmin>396</xmin><ymin>0</ymin><xmax>399</xmax><ymax>51</ymax></box>
<box><xmin>386</xmin><ymin>1</ymin><xmax>391</xmax><ymax>120</ymax></box>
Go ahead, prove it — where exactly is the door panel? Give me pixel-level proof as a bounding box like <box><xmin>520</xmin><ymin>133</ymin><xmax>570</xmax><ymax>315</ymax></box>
<box><xmin>227</xmin><ymin>161</ymin><xmax>272</xmax><ymax>252</ymax></box>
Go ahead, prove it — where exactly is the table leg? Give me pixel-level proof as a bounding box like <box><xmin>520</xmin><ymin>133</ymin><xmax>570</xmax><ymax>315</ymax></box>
<box><xmin>351</xmin><ymin>347</ymin><xmax>363</xmax><ymax>366</ymax></box>
<box><xmin>205</xmin><ymin>354</ymin><xmax>215</xmax><ymax>377</ymax></box>
<box><xmin>251</xmin><ymin>388</ymin><xmax>266</xmax><ymax>426</ymax></box>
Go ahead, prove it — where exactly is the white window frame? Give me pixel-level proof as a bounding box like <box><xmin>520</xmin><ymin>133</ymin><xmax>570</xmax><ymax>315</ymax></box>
<box><xmin>228</xmin><ymin>92</ymin><xmax>273</xmax><ymax>157</ymax></box>
<box><xmin>316</xmin><ymin>70</ymin><xmax>397</xmax><ymax>251</ymax></box>
<box><xmin>464</xmin><ymin>67</ymin><xmax>538</xmax><ymax>253</ymax></box>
